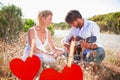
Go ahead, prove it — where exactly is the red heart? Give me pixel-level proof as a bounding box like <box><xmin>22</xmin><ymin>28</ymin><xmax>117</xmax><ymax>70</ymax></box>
<box><xmin>61</xmin><ymin>64</ymin><xmax>83</xmax><ymax>80</ymax></box>
<box><xmin>40</xmin><ymin>68</ymin><xmax>61</xmax><ymax>80</ymax></box>
<box><xmin>9</xmin><ymin>55</ymin><xmax>40</xmax><ymax>80</ymax></box>
<box><xmin>39</xmin><ymin>64</ymin><xmax>83</xmax><ymax>80</ymax></box>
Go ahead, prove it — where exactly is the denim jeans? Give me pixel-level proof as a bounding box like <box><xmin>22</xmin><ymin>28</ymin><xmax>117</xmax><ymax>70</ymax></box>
<box><xmin>62</xmin><ymin>47</ymin><xmax>105</xmax><ymax>64</ymax></box>
<box><xmin>94</xmin><ymin>47</ymin><xmax>105</xmax><ymax>63</ymax></box>
<box><xmin>86</xmin><ymin>47</ymin><xmax>105</xmax><ymax>63</ymax></box>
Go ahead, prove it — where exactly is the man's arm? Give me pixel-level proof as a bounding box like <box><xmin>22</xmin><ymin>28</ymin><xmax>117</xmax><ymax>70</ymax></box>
<box><xmin>91</xmin><ymin>22</ymin><xmax>101</xmax><ymax>48</ymax></box>
<box><xmin>81</xmin><ymin>22</ymin><xmax>100</xmax><ymax>49</ymax></box>
<box><xmin>80</xmin><ymin>41</ymin><xmax>98</xmax><ymax>49</ymax></box>
<box><xmin>63</xmin><ymin>29</ymin><xmax>74</xmax><ymax>53</ymax></box>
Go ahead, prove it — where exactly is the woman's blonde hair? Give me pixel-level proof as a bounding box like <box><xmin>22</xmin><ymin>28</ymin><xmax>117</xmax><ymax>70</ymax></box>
<box><xmin>38</xmin><ymin>10</ymin><xmax>53</xmax><ymax>25</ymax></box>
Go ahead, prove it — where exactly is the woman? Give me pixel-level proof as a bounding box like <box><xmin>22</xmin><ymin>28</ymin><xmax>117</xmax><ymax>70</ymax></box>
<box><xmin>23</xmin><ymin>10</ymin><xmax>63</xmax><ymax>65</ymax></box>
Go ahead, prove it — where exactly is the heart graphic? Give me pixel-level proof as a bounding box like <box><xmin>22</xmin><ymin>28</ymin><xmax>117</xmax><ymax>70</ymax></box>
<box><xmin>9</xmin><ymin>55</ymin><xmax>40</xmax><ymax>80</ymax></box>
<box><xmin>39</xmin><ymin>64</ymin><xmax>83</xmax><ymax>80</ymax></box>
<box><xmin>61</xmin><ymin>64</ymin><xmax>83</xmax><ymax>80</ymax></box>
<box><xmin>40</xmin><ymin>68</ymin><xmax>61</xmax><ymax>80</ymax></box>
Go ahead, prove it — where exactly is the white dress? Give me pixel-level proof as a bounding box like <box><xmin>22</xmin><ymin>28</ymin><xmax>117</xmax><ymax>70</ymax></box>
<box><xmin>22</xmin><ymin>27</ymin><xmax>56</xmax><ymax>65</ymax></box>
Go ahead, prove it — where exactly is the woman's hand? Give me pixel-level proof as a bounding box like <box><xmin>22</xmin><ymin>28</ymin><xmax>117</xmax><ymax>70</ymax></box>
<box><xmin>63</xmin><ymin>43</ymin><xmax>70</xmax><ymax>53</ymax></box>
<box><xmin>35</xmin><ymin>50</ymin><xmax>44</xmax><ymax>53</ymax></box>
<box><xmin>53</xmin><ymin>50</ymin><xmax>61</xmax><ymax>57</ymax></box>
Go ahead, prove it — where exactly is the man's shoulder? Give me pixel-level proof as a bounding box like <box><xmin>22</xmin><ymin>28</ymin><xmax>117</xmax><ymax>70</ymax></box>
<box><xmin>84</xmin><ymin>19</ymin><xmax>97</xmax><ymax>27</ymax></box>
<box><xmin>87</xmin><ymin>20</ymin><xmax>100</xmax><ymax>30</ymax></box>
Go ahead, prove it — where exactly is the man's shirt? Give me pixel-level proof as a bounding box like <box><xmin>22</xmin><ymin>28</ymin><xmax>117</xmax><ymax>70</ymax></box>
<box><xmin>64</xmin><ymin>19</ymin><xmax>103</xmax><ymax>48</ymax></box>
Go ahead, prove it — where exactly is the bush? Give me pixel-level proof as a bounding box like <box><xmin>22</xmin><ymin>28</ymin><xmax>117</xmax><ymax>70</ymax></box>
<box><xmin>23</xmin><ymin>19</ymin><xmax>35</xmax><ymax>32</ymax></box>
<box><xmin>0</xmin><ymin>4</ymin><xmax>23</xmax><ymax>43</ymax></box>
<box><xmin>47</xmin><ymin>24</ymin><xmax>54</xmax><ymax>35</ymax></box>
<box><xmin>96</xmin><ymin>21</ymin><xmax>108</xmax><ymax>32</ymax></box>
<box><xmin>23</xmin><ymin>19</ymin><xmax>55</xmax><ymax>35</ymax></box>
<box><xmin>89</xmin><ymin>12</ymin><xmax>120</xmax><ymax>34</ymax></box>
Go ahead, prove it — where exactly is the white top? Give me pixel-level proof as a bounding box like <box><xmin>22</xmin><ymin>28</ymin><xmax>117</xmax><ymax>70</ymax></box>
<box><xmin>24</xmin><ymin>27</ymin><xmax>48</xmax><ymax>55</ymax></box>
<box><xmin>64</xmin><ymin>19</ymin><xmax>103</xmax><ymax>48</ymax></box>
<box><xmin>23</xmin><ymin>27</ymin><xmax>57</xmax><ymax>64</ymax></box>
<box><xmin>33</xmin><ymin>27</ymin><xmax>48</xmax><ymax>52</ymax></box>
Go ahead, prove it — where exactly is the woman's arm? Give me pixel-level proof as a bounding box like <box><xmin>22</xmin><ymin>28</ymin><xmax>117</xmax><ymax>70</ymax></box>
<box><xmin>47</xmin><ymin>30</ymin><xmax>63</xmax><ymax>56</ymax></box>
<box><xmin>28</xmin><ymin>28</ymin><xmax>43</xmax><ymax>53</ymax></box>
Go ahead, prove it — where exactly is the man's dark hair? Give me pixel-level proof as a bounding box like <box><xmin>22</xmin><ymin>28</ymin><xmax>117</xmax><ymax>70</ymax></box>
<box><xmin>65</xmin><ymin>10</ymin><xmax>82</xmax><ymax>23</ymax></box>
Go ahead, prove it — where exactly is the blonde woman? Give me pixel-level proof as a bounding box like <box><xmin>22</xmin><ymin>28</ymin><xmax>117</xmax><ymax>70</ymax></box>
<box><xmin>23</xmin><ymin>10</ymin><xmax>63</xmax><ymax>65</ymax></box>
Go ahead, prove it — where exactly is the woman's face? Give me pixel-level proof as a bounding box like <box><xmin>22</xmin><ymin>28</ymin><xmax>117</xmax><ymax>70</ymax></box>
<box><xmin>43</xmin><ymin>15</ymin><xmax>52</xmax><ymax>27</ymax></box>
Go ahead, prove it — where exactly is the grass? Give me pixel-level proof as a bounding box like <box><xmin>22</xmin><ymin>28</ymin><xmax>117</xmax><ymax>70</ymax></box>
<box><xmin>104</xmin><ymin>48</ymin><xmax>120</xmax><ymax>66</ymax></box>
<box><xmin>0</xmin><ymin>32</ymin><xmax>120</xmax><ymax>80</ymax></box>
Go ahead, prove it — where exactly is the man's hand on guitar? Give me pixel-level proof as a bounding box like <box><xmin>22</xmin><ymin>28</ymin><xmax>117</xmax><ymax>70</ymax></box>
<box><xmin>81</xmin><ymin>40</ymin><xmax>90</xmax><ymax>49</ymax></box>
<box><xmin>81</xmin><ymin>41</ymin><xmax>98</xmax><ymax>49</ymax></box>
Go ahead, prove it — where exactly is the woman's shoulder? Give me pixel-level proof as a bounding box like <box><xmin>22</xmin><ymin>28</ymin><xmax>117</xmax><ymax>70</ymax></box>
<box><xmin>28</xmin><ymin>27</ymin><xmax>35</xmax><ymax>33</ymax></box>
<box><xmin>29</xmin><ymin>26</ymin><xmax>35</xmax><ymax>30</ymax></box>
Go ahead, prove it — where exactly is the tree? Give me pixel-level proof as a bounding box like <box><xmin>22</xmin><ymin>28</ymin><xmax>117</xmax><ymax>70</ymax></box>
<box><xmin>0</xmin><ymin>4</ymin><xmax>23</xmax><ymax>43</ymax></box>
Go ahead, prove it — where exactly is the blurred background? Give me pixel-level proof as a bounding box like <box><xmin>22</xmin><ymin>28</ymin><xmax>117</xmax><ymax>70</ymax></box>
<box><xmin>0</xmin><ymin>0</ymin><xmax>120</xmax><ymax>80</ymax></box>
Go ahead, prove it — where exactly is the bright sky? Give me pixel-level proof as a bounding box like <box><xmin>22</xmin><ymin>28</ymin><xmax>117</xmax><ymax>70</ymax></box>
<box><xmin>0</xmin><ymin>0</ymin><xmax>120</xmax><ymax>23</ymax></box>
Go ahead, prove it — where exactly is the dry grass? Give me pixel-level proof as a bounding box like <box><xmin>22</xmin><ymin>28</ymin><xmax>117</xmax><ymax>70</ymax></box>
<box><xmin>0</xmin><ymin>32</ymin><xmax>120</xmax><ymax>80</ymax></box>
<box><xmin>0</xmin><ymin>32</ymin><xmax>26</xmax><ymax>79</ymax></box>
<box><xmin>104</xmin><ymin>48</ymin><xmax>120</xmax><ymax>66</ymax></box>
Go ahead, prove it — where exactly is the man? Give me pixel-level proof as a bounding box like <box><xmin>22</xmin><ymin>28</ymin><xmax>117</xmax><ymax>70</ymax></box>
<box><xmin>63</xmin><ymin>10</ymin><xmax>105</xmax><ymax>64</ymax></box>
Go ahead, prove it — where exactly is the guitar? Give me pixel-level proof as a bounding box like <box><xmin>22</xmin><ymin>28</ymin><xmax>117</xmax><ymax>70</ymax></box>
<box><xmin>68</xmin><ymin>36</ymin><xmax>96</xmax><ymax>63</ymax></box>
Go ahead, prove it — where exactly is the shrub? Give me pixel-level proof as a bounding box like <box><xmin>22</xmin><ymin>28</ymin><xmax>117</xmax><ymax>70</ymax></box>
<box><xmin>0</xmin><ymin>4</ymin><xmax>23</xmax><ymax>43</ymax></box>
<box><xmin>23</xmin><ymin>19</ymin><xmax>35</xmax><ymax>32</ymax></box>
<box><xmin>47</xmin><ymin>24</ymin><xmax>54</xmax><ymax>35</ymax></box>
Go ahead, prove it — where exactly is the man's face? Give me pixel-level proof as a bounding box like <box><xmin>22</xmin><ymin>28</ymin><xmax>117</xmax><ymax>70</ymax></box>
<box><xmin>69</xmin><ymin>20</ymin><xmax>81</xmax><ymax>28</ymax></box>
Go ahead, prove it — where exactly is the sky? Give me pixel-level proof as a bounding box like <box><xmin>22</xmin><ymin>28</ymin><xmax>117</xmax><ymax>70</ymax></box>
<box><xmin>0</xmin><ymin>0</ymin><xmax>120</xmax><ymax>23</ymax></box>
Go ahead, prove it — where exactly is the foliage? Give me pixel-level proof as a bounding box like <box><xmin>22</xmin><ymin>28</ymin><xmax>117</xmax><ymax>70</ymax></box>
<box><xmin>47</xmin><ymin>23</ymin><xmax>55</xmax><ymax>35</ymax></box>
<box><xmin>0</xmin><ymin>4</ymin><xmax>23</xmax><ymax>43</ymax></box>
<box><xmin>23</xmin><ymin>19</ymin><xmax>35</xmax><ymax>32</ymax></box>
<box><xmin>23</xmin><ymin>19</ymin><xmax>55</xmax><ymax>35</ymax></box>
<box><xmin>52</xmin><ymin>22</ymin><xmax>70</xmax><ymax>30</ymax></box>
<box><xmin>89</xmin><ymin>12</ymin><xmax>120</xmax><ymax>34</ymax></box>
<box><xmin>47</xmin><ymin>22</ymin><xmax>70</xmax><ymax>35</ymax></box>
<box><xmin>96</xmin><ymin>21</ymin><xmax>108</xmax><ymax>32</ymax></box>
